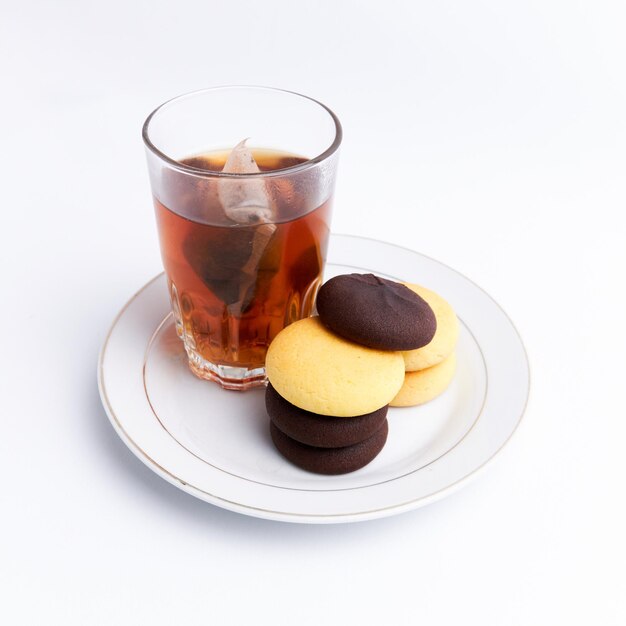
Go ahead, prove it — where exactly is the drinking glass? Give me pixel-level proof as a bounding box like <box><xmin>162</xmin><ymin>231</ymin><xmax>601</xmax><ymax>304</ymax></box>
<box><xmin>143</xmin><ymin>86</ymin><xmax>341</xmax><ymax>390</ymax></box>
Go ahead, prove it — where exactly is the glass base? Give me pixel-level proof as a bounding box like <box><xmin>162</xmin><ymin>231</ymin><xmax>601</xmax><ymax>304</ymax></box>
<box><xmin>185</xmin><ymin>346</ymin><xmax>267</xmax><ymax>391</ymax></box>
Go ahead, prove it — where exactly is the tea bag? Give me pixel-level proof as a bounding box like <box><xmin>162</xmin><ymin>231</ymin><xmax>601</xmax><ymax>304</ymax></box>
<box><xmin>218</xmin><ymin>139</ymin><xmax>275</xmax><ymax>224</ymax></box>
<box><xmin>217</xmin><ymin>140</ymin><xmax>278</xmax><ymax>311</ymax></box>
<box><xmin>180</xmin><ymin>140</ymin><xmax>282</xmax><ymax>311</ymax></box>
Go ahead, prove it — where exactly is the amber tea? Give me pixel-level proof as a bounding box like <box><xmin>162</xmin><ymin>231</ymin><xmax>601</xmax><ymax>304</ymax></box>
<box><xmin>155</xmin><ymin>149</ymin><xmax>332</xmax><ymax>387</ymax></box>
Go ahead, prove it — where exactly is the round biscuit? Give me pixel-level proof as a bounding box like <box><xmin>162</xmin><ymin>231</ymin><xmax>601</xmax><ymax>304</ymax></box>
<box><xmin>316</xmin><ymin>273</ymin><xmax>436</xmax><ymax>350</ymax></box>
<box><xmin>270</xmin><ymin>420</ymin><xmax>388</xmax><ymax>475</ymax></box>
<box><xmin>391</xmin><ymin>353</ymin><xmax>457</xmax><ymax>407</ymax></box>
<box><xmin>265</xmin><ymin>316</ymin><xmax>405</xmax><ymax>417</ymax></box>
<box><xmin>266</xmin><ymin>383</ymin><xmax>388</xmax><ymax>448</ymax></box>
<box><xmin>401</xmin><ymin>284</ymin><xmax>459</xmax><ymax>371</ymax></box>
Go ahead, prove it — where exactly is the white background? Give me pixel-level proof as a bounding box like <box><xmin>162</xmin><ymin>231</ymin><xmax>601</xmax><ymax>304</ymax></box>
<box><xmin>1</xmin><ymin>1</ymin><xmax>625</xmax><ymax>624</ymax></box>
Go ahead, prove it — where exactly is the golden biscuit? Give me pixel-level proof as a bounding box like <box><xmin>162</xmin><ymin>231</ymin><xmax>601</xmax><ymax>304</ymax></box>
<box><xmin>266</xmin><ymin>317</ymin><xmax>405</xmax><ymax>417</ymax></box>
<box><xmin>401</xmin><ymin>284</ymin><xmax>459</xmax><ymax>371</ymax></box>
<box><xmin>390</xmin><ymin>353</ymin><xmax>456</xmax><ymax>407</ymax></box>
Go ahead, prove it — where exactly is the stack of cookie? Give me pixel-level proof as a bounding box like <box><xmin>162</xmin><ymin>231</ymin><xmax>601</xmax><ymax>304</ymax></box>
<box><xmin>392</xmin><ymin>284</ymin><xmax>459</xmax><ymax>407</ymax></box>
<box><xmin>265</xmin><ymin>274</ymin><xmax>439</xmax><ymax>474</ymax></box>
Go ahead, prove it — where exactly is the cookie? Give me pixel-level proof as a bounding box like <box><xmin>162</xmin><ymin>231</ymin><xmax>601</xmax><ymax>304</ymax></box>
<box><xmin>390</xmin><ymin>353</ymin><xmax>457</xmax><ymax>407</ymax></box>
<box><xmin>401</xmin><ymin>284</ymin><xmax>459</xmax><ymax>371</ymax></box>
<box><xmin>265</xmin><ymin>316</ymin><xmax>405</xmax><ymax>417</ymax></box>
<box><xmin>266</xmin><ymin>383</ymin><xmax>388</xmax><ymax>448</ymax></box>
<box><xmin>316</xmin><ymin>273</ymin><xmax>437</xmax><ymax>350</ymax></box>
<box><xmin>270</xmin><ymin>419</ymin><xmax>388</xmax><ymax>475</ymax></box>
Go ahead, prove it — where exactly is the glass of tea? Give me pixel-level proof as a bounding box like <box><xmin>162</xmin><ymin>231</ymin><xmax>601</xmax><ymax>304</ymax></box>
<box><xmin>143</xmin><ymin>86</ymin><xmax>341</xmax><ymax>390</ymax></box>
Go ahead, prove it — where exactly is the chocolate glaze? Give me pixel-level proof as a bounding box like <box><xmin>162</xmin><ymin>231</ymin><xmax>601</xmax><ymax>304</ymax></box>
<box><xmin>266</xmin><ymin>383</ymin><xmax>388</xmax><ymax>448</ymax></box>
<box><xmin>270</xmin><ymin>419</ymin><xmax>388</xmax><ymax>475</ymax></box>
<box><xmin>316</xmin><ymin>273</ymin><xmax>437</xmax><ymax>350</ymax></box>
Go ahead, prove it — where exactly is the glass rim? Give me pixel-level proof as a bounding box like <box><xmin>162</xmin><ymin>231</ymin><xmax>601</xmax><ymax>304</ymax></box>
<box><xmin>142</xmin><ymin>85</ymin><xmax>342</xmax><ymax>179</ymax></box>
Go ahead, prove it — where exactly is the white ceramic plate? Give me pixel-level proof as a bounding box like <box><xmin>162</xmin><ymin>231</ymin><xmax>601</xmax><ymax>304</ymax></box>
<box><xmin>98</xmin><ymin>234</ymin><xmax>529</xmax><ymax>523</ymax></box>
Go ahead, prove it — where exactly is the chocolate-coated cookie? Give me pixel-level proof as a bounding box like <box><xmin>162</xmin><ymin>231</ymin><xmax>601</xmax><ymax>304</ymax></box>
<box><xmin>270</xmin><ymin>419</ymin><xmax>388</xmax><ymax>475</ymax></box>
<box><xmin>316</xmin><ymin>273</ymin><xmax>437</xmax><ymax>350</ymax></box>
<box><xmin>266</xmin><ymin>383</ymin><xmax>388</xmax><ymax>448</ymax></box>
